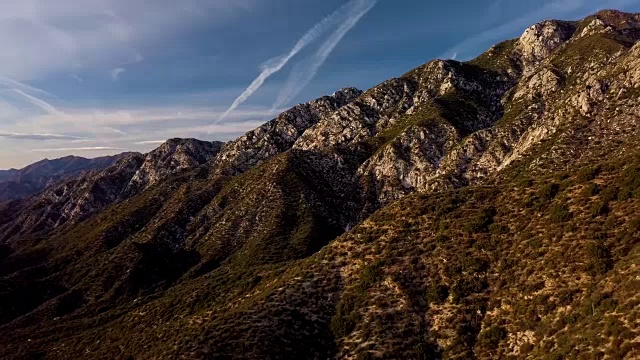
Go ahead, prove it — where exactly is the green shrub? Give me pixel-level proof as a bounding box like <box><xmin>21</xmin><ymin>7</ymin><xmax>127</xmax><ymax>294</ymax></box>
<box><xmin>590</xmin><ymin>201</ymin><xmax>609</xmax><ymax>218</ymax></box>
<box><xmin>585</xmin><ymin>242</ymin><xmax>613</xmax><ymax>276</ymax></box>
<box><xmin>538</xmin><ymin>183</ymin><xmax>560</xmax><ymax>201</ymax></box>
<box><xmin>577</xmin><ymin>165</ymin><xmax>601</xmax><ymax>183</ymax></box>
<box><xmin>583</xmin><ymin>183</ymin><xmax>601</xmax><ymax>197</ymax></box>
<box><xmin>601</xmin><ymin>186</ymin><xmax>620</xmax><ymax>203</ymax></box>
<box><xmin>465</xmin><ymin>207</ymin><xmax>497</xmax><ymax>233</ymax></box>
<box><xmin>435</xmin><ymin>233</ymin><xmax>449</xmax><ymax>244</ymax></box>
<box><xmin>488</xmin><ymin>223</ymin><xmax>509</xmax><ymax>235</ymax></box>
<box><xmin>478</xmin><ymin>325</ymin><xmax>508</xmax><ymax>349</ymax></box>
<box><xmin>451</xmin><ymin>277</ymin><xmax>488</xmax><ymax>303</ymax></box>
<box><xmin>549</xmin><ymin>203</ymin><xmax>572</xmax><ymax>223</ymax></box>
<box><xmin>331</xmin><ymin>295</ymin><xmax>358</xmax><ymax>338</ymax></box>
<box><xmin>359</xmin><ymin>261</ymin><xmax>384</xmax><ymax>288</ymax></box>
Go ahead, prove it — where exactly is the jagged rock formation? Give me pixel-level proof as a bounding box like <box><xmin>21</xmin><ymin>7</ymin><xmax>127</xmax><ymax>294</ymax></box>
<box><xmin>1</xmin><ymin>9</ymin><xmax>640</xmax><ymax>360</ymax></box>
<box><xmin>211</xmin><ymin>87</ymin><xmax>363</xmax><ymax>175</ymax></box>
<box><xmin>127</xmin><ymin>138</ymin><xmax>224</xmax><ymax>193</ymax></box>
<box><xmin>0</xmin><ymin>154</ymin><xmax>128</xmax><ymax>202</ymax></box>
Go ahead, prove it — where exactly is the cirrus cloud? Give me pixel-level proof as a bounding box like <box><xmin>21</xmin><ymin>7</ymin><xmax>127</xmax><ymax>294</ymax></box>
<box><xmin>0</xmin><ymin>132</ymin><xmax>84</xmax><ymax>141</ymax></box>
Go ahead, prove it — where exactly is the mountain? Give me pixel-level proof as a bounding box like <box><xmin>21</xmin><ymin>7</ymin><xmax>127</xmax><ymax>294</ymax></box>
<box><xmin>0</xmin><ymin>138</ymin><xmax>225</xmax><ymax>242</ymax></box>
<box><xmin>0</xmin><ymin>168</ymin><xmax>18</xmax><ymax>181</ymax></box>
<box><xmin>0</xmin><ymin>154</ymin><xmax>129</xmax><ymax>202</ymax></box>
<box><xmin>1</xmin><ymin>9</ymin><xmax>640</xmax><ymax>360</ymax></box>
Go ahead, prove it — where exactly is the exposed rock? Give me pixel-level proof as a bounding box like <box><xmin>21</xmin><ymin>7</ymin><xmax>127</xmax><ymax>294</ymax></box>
<box><xmin>517</xmin><ymin>20</ymin><xmax>576</xmax><ymax>73</ymax></box>
<box><xmin>212</xmin><ymin>88</ymin><xmax>362</xmax><ymax>175</ymax></box>
<box><xmin>127</xmin><ymin>138</ymin><xmax>223</xmax><ymax>193</ymax></box>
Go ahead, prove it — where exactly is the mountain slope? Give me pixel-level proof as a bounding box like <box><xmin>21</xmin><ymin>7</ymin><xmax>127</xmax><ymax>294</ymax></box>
<box><xmin>0</xmin><ymin>139</ymin><xmax>223</xmax><ymax>242</ymax></box>
<box><xmin>0</xmin><ymin>88</ymin><xmax>362</xmax><ymax>244</ymax></box>
<box><xmin>0</xmin><ymin>9</ymin><xmax>639</xmax><ymax>360</ymax></box>
<box><xmin>0</xmin><ymin>168</ymin><xmax>18</xmax><ymax>181</ymax></box>
<box><xmin>0</xmin><ymin>154</ymin><xmax>129</xmax><ymax>202</ymax></box>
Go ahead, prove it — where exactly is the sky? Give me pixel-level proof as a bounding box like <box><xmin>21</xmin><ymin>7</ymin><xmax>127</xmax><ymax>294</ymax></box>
<box><xmin>0</xmin><ymin>0</ymin><xmax>639</xmax><ymax>169</ymax></box>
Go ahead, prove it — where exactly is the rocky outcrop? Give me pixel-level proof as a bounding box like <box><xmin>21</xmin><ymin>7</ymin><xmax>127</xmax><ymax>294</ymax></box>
<box><xmin>516</xmin><ymin>20</ymin><xmax>576</xmax><ymax>74</ymax></box>
<box><xmin>127</xmin><ymin>138</ymin><xmax>223</xmax><ymax>193</ymax></box>
<box><xmin>212</xmin><ymin>87</ymin><xmax>362</xmax><ymax>175</ymax></box>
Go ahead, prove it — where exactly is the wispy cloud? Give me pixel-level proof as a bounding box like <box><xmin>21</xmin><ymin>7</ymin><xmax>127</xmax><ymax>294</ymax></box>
<box><xmin>0</xmin><ymin>77</ymin><xmax>54</xmax><ymax>98</ymax></box>
<box><xmin>0</xmin><ymin>77</ymin><xmax>65</xmax><ymax>121</ymax></box>
<box><xmin>134</xmin><ymin>140</ymin><xmax>166</xmax><ymax>145</ymax></box>
<box><xmin>0</xmin><ymin>133</ymin><xmax>83</xmax><ymax>141</ymax></box>
<box><xmin>0</xmin><ymin>0</ymin><xmax>251</xmax><ymax>81</ymax></box>
<box><xmin>3</xmin><ymin>105</ymin><xmax>276</xmax><ymax>148</ymax></box>
<box><xmin>30</xmin><ymin>146</ymin><xmax>124</xmax><ymax>152</ymax></box>
<box><xmin>111</xmin><ymin>67</ymin><xmax>126</xmax><ymax>81</ymax></box>
<box><xmin>218</xmin><ymin>0</ymin><xmax>369</xmax><ymax>122</ymax></box>
<box><xmin>12</xmin><ymin>89</ymin><xmax>65</xmax><ymax>116</ymax></box>
<box><xmin>272</xmin><ymin>0</ymin><xmax>377</xmax><ymax>110</ymax></box>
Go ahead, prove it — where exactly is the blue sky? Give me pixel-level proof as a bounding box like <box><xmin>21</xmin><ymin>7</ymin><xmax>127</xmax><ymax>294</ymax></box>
<box><xmin>0</xmin><ymin>0</ymin><xmax>639</xmax><ymax>169</ymax></box>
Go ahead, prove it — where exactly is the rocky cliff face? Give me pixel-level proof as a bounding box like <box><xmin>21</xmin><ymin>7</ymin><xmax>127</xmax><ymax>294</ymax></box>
<box><xmin>211</xmin><ymin>87</ymin><xmax>362</xmax><ymax>176</ymax></box>
<box><xmin>127</xmin><ymin>138</ymin><xmax>223</xmax><ymax>193</ymax></box>
<box><xmin>286</xmin><ymin>9</ymin><xmax>640</xmax><ymax>214</ymax></box>
<box><xmin>1</xmin><ymin>9</ymin><xmax>640</xmax><ymax>360</ymax></box>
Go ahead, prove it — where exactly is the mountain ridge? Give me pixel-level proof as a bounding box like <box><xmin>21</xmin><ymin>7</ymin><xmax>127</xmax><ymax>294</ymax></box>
<box><xmin>0</xmin><ymin>153</ymin><xmax>132</xmax><ymax>202</ymax></box>
<box><xmin>0</xmin><ymin>9</ymin><xmax>639</xmax><ymax>360</ymax></box>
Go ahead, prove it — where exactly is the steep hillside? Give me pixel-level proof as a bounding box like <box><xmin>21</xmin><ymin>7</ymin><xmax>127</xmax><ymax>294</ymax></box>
<box><xmin>0</xmin><ymin>154</ymin><xmax>129</xmax><ymax>202</ymax></box>
<box><xmin>0</xmin><ymin>9</ymin><xmax>639</xmax><ymax>360</ymax></box>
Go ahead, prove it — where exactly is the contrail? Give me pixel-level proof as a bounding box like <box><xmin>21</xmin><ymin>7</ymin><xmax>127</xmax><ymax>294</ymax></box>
<box><xmin>217</xmin><ymin>0</ymin><xmax>365</xmax><ymax>122</ymax></box>
<box><xmin>272</xmin><ymin>0</ymin><xmax>377</xmax><ymax>111</ymax></box>
<box><xmin>12</xmin><ymin>89</ymin><xmax>65</xmax><ymax>116</ymax></box>
<box><xmin>0</xmin><ymin>77</ymin><xmax>54</xmax><ymax>98</ymax></box>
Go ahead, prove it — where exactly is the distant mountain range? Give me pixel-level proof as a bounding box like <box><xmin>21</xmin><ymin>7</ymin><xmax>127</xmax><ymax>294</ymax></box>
<box><xmin>0</xmin><ymin>154</ymin><xmax>131</xmax><ymax>202</ymax></box>
<box><xmin>1</xmin><ymin>9</ymin><xmax>640</xmax><ymax>360</ymax></box>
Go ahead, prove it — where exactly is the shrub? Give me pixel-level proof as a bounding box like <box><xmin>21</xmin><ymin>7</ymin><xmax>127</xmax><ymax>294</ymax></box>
<box><xmin>359</xmin><ymin>261</ymin><xmax>384</xmax><ymax>288</ymax></box>
<box><xmin>330</xmin><ymin>301</ymin><xmax>356</xmax><ymax>338</ymax></box>
<box><xmin>601</xmin><ymin>186</ymin><xmax>620</xmax><ymax>203</ymax></box>
<box><xmin>577</xmin><ymin>165</ymin><xmax>601</xmax><ymax>183</ymax></box>
<box><xmin>585</xmin><ymin>242</ymin><xmax>613</xmax><ymax>276</ymax></box>
<box><xmin>331</xmin><ymin>295</ymin><xmax>358</xmax><ymax>338</ymax></box>
<box><xmin>549</xmin><ymin>203</ymin><xmax>572</xmax><ymax>223</ymax></box>
<box><xmin>583</xmin><ymin>183</ymin><xmax>601</xmax><ymax>197</ymax></box>
<box><xmin>435</xmin><ymin>233</ymin><xmax>449</xmax><ymax>244</ymax></box>
<box><xmin>451</xmin><ymin>277</ymin><xmax>488</xmax><ymax>303</ymax></box>
<box><xmin>465</xmin><ymin>207</ymin><xmax>497</xmax><ymax>233</ymax></box>
<box><xmin>538</xmin><ymin>183</ymin><xmax>561</xmax><ymax>201</ymax></box>
<box><xmin>489</xmin><ymin>223</ymin><xmax>509</xmax><ymax>235</ymax></box>
<box><xmin>478</xmin><ymin>325</ymin><xmax>508</xmax><ymax>349</ymax></box>
<box><xmin>590</xmin><ymin>201</ymin><xmax>609</xmax><ymax>218</ymax></box>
